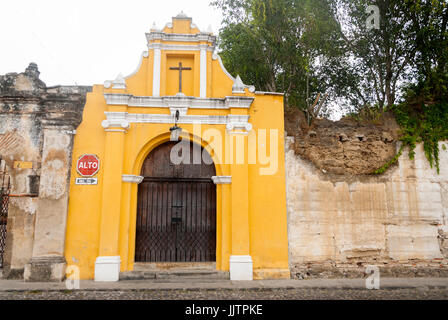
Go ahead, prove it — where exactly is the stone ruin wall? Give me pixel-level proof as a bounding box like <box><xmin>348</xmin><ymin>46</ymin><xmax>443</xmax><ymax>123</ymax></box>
<box><xmin>0</xmin><ymin>66</ymin><xmax>46</xmax><ymax>276</ymax></box>
<box><xmin>0</xmin><ymin>64</ymin><xmax>90</xmax><ymax>280</ymax></box>
<box><xmin>286</xmin><ymin>115</ymin><xmax>448</xmax><ymax>279</ymax></box>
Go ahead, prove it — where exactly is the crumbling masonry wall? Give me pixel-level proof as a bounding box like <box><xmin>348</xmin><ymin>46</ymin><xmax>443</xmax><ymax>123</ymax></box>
<box><xmin>286</xmin><ymin>133</ymin><xmax>448</xmax><ymax>278</ymax></box>
<box><xmin>0</xmin><ymin>64</ymin><xmax>90</xmax><ymax>280</ymax></box>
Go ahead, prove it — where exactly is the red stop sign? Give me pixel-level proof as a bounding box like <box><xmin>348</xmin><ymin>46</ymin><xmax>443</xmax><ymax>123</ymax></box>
<box><xmin>77</xmin><ymin>154</ymin><xmax>100</xmax><ymax>177</ymax></box>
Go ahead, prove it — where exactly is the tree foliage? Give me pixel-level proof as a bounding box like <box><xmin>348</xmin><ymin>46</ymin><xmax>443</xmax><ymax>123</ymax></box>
<box><xmin>213</xmin><ymin>0</ymin><xmax>447</xmax><ymax>109</ymax></box>
<box><xmin>212</xmin><ymin>0</ymin><xmax>342</xmax><ymax>116</ymax></box>
<box><xmin>328</xmin><ymin>0</ymin><xmax>418</xmax><ymax>109</ymax></box>
<box><xmin>381</xmin><ymin>0</ymin><xmax>448</xmax><ymax>175</ymax></box>
<box><xmin>404</xmin><ymin>0</ymin><xmax>448</xmax><ymax>101</ymax></box>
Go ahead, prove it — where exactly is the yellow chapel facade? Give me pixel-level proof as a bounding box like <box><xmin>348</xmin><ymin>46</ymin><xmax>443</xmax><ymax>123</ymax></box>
<box><xmin>64</xmin><ymin>12</ymin><xmax>289</xmax><ymax>281</ymax></box>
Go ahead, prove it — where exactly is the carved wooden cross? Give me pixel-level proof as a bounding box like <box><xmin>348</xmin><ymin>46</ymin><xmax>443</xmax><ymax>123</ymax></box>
<box><xmin>170</xmin><ymin>62</ymin><xmax>192</xmax><ymax>94</ymax></box>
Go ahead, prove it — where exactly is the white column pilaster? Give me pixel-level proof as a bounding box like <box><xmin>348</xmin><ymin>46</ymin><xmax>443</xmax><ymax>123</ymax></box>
<box><xmin>152</xmin><ymin>44</ymin><xmax>162</xmax><ymax>97</ymax></box>
<box><xmin>199</xmin><ymin>45</ymin><xmax>207</xmax><ymax>98</ymax></box>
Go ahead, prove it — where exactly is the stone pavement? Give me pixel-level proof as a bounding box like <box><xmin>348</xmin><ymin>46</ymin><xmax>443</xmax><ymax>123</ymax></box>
<box><xmin>0</xmin><ymin>278</ymin><xmax>447</xmax><ymax>291</ymax></box>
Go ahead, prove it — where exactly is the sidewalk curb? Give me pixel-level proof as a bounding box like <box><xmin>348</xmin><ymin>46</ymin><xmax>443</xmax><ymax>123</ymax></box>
<box><xmin>0</xmin><ymin>278</ymin><xmax>448</xmax><ymax>292</ymax></box>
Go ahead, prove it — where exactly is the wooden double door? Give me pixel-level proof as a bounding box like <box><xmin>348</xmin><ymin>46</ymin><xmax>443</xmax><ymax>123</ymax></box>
<box><xmin>135</xmin><ymin>142</ymin><xmax>217</xmax><ymax>263</ymax></box>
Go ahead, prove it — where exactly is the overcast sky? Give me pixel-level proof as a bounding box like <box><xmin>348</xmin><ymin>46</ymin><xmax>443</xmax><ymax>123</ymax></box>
<box><xmin>0</xmin><ymin>0</ymin><xmax>223</xmax><ymax>86</ymax></box>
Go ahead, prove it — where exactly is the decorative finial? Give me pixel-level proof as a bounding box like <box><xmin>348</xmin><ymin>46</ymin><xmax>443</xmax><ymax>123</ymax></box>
<box><xmin>206</xmin><ymin>25</ymin><xmax>213</xmax><ymax>34</ymax></box>
<box><xmin>176</xmin><ymin>11</ymin><xmax>189</xmax><ymax>19</ymax></box>
<box><xmin>232</xmin><ymin>75</ymin><xmax>245</xmax><ymax>93</ymax></box>
<box><xmin>112</xmin><ymin>73</ymin><xmax>126</xmax><ymax>89</ymax></box>
<box><xmin>151</xmin><ymin>22</ymin><xmax>159</xmax><ymax>31</ymax></box>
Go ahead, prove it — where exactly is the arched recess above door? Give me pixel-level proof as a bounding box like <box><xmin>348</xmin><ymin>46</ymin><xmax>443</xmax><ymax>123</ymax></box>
<box><xmin>140</xmin><ymin>141</ymin><xmax>216</xmax><ymax>179</ymax></box>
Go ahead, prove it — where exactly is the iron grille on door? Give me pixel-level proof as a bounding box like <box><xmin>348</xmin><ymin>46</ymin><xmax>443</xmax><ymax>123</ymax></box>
<box><xmin>135</xmin><ymin>142</ymin><xmax>217</xmax><ymax>263</ymax></box>
<box><xmin>136</xmin><ymin>178</ymin><xmax>216</xmax><ymax>262</ymax></box>
<box><xmin>0</xmin><ymin>157</ymin><xmax>11</xmax><ymax>268</ymax></box>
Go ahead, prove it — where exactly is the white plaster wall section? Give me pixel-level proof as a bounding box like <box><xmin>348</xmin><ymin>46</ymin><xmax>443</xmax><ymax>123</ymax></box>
<box><xmin>286</xmin><ymin>139</ymin><xmax>338</xmax><ymax>262</ymax></box>
<box><xmin>7</xmin><ymin>203</ymin><xmax>36</xmax><ymax>268</ymax></box>
<box><xmin>386</xmin><ymin>224</ymin><xmax>443</xmax><ymax>260</ymax></box>
<box><xmin>39</xmin><ymin>130</ymin><xmax>72</xmax><ymax>200</ymax></box>
<box><xmin>336</xmin><ymin>182</ymin><xmax>388</xmax><ymax>260</ymax></box>
<box><xmin>10</xmin><ymin>197</ymin><xmax>38</xmax><ymax>216</ymax></box>
<box><xmin>415</xmin><ymin>181</ymin><xmax>444</xmax><ymax>224</ymax></box>
<box><xmin>287</xmin><ymin>138</ymin><xmax>448</xmax><ymax>265</ymax></box>
<box><xmin>285</xmin><ymin>137</ymin><xmax>293</xmax><ymax>267</ymax></box>
<box><xmin>441</xmin><ymin>182</ymin><xmax>448</xmax><ymax>228</ymax></box>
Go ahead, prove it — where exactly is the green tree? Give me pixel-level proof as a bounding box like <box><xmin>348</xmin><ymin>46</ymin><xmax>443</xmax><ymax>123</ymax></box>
<box><xmin>327</xmin><ymin>0</ymin><xmax>418</xmax><ymax>109</ymax></box>
<box><xmin>212</xmin><ymin>0</ymin><xmax>343</xmax><ymax>119</ymax></box>
<box><xmin>213</xmin><ymin>0</ymin><xmax>448</xmax><ymax>119</ymax></box>
<box><xmin>385</xmin><ymin>0</ymin><xmax>448</xmax><ymax>174</ymax></box>
<box><xmin>404</xmin><ymin>0</ymin><xmax>448</xmax><ymax>102</ymax></box>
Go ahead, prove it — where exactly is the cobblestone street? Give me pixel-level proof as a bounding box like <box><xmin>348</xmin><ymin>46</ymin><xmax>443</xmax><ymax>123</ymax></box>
<box><xmin>0</xmin><ymin>288</ymin><xmax>447</xmax><ymax>300</ymax></box>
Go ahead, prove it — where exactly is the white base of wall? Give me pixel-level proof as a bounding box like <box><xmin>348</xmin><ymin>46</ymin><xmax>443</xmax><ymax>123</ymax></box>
<box><xmin>94</xmin><ymin>256</ymin><xmax>121</xmax><ymax>282</ymax></box>
<box><xmin>230</xmin><ymin>255</ymin><xmax>253</xmax><ymax>281</ymax></box>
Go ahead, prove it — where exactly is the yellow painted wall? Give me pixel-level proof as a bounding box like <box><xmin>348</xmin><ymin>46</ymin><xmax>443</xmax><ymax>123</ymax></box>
<box><xmin>65</xmin><ymin>15</ymin><xmax>289</xmax><ymax>280</ymax></box>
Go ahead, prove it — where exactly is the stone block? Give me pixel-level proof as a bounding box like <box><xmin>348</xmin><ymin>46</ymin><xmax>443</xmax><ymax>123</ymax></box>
<box><xmin>386</xmin><ymin>225</ymin><xmax>443</xmax><ymax>260</ymax></box>
<box><xmin>24</xmin><ymin>256</ymin><xmax>67</xmax><ymax>282</ymax></box>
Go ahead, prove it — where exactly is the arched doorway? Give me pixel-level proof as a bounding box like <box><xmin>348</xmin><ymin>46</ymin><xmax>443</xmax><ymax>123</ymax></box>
<box><xmin>135</xmin><ymin>141</ymin><xmax>217</xmax><ymax>263</ymax></box>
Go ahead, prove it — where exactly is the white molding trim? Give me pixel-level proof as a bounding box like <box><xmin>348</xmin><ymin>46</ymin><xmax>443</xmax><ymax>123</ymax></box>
<box><xmin>94</xmin><ymin>256</ymin><xmax>121</xmax><ymax>282</ymax></box>
<box><xmin>212</xmin><ymin>176</ymin><xmax>232</xmax><ymax>185</ymax></box>
<box><xmin>122</xmin><ymin>175</ymin><xmax>144</xmax><ymax>184</ymax></box>
<box><xmin>103</xmin><ymin>111</ymin><xmax>250</xmax><ymax>128</ymax></box>
<box><xmin>103</xmin><ymin>94</ymin><xmax>254</xmax><ymax>110</ymax></box>
<box><xmin>255</xmin><ymin>91</ymin><xmax>285</xmax><ymax>96</ymax></box>
<box><xmin>102</xmin><ymin>112</ymin><xmax>130</xmax><ymax>131</ymax></box>
<box><xmin>225</xmin><ymin>96</ymin><xmax>254</xmax><ymax>109</ymax></box>
<box><xmin>226</xmin><ymin>115</ymin><xmax>253</xmax><ymax>134</ymax></box>
<box><xmin>146</xmin><ymin>32</ymin><xmax>216</xmax><ymax>45</ymax></box>
<box><xmin>148</xmin><ymin>43</ymin><xmax>215</xmax><ymax>52</ymax></box>
<box><xmin>200</xmin><ymin>46</ymin><xmax>207</xmax><ymax>98</ymax></box>
<box><xmin>230</xmin><ymin>255</ymin><xmax>253</xmax><ymax>281</ymax></box>
<box><xmin>152</xmin><ymin>46</ymin><xmax>161</xmax><ymax>97</ymax></box>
